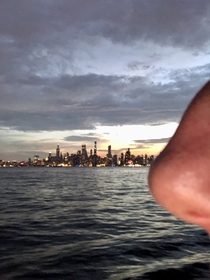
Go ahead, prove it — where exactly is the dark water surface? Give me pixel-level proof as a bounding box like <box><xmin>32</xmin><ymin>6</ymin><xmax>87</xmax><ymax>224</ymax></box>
<box><xmin>1</xmin><ymin>167</ymin><xmax>210</xmax><ymax>280</ymax></box>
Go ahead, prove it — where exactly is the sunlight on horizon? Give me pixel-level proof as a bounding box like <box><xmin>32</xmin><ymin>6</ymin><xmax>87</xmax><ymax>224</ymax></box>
<box><xmin>0</xmin><ymin>122</ymin><xmax>178</xmax><ymax>159</ymax></box>
<box><xmin>94</xmin><ymin>122</ymin><xmax>178</xmax><ymax>144</ymax></box>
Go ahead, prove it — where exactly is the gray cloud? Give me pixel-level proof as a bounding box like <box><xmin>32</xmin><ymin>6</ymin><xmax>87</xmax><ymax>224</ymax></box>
<box><xmin>0</xmin><ymin>1</ymin><xmax>210</xmax><ymax>159</ymax></box>
<box><xmin>1</xmin><ymin>0</ymin><xmax>209</xmax><ymax>49</ymax></box>
<box><xmin>127</xmin><ymin>61</ymin><xmax>154</xmax><ymax>71</ymax></box>
<box><xmin>0</xmin><ymin>63</ymin><xmax>209</xmax><ymax>131</ymax></box>
<box><xmin>64</xmin><ymin>135</ymin><xmax>100</xmax><ymax>142</ymax></box>
<box><xmin>134</xmin><ymin>138</ymin><xmax>171</xmax><ymax>144</ymax></box>
<box><xmin>131</xmin><ymin>145</ymin><xmax>150</xmax><ymax>151</ymax></box>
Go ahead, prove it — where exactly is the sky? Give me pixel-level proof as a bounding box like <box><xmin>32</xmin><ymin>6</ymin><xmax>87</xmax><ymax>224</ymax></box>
<box><xmin>0</xmin><ymin>0</ymin><xmax>210</xmax><ymax>161</ymax></box>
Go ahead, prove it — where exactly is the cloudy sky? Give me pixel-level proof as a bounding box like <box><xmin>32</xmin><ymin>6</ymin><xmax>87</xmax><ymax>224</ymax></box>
<box><xmin>1</xmin><ymin>0</ymin><xmax>210</xmax><ymax>161</ymax></box>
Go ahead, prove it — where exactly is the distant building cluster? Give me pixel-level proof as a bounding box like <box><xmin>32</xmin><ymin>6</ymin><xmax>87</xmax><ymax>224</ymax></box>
<box><xmin>0</xmin><ymin>142</ymin><xmax>154</xmax><ymax>167</ymax></box>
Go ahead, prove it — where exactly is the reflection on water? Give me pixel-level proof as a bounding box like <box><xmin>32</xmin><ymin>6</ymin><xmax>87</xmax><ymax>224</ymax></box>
<box><xmin>0</xmin><ymin>167</ymin><xmax>210</xmax><ymax>280</ymax></box>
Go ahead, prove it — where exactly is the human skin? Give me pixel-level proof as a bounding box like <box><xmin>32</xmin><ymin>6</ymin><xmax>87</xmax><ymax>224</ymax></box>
<box><xmin>148</xmin><ymin>81</ymin><xmax>210</xmax><ymax>233</ymax></box>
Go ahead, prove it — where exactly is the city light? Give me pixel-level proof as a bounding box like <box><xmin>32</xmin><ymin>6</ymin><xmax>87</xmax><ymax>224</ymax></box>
<box><xmin>0</xmin><ymin>142</ymin><xmax>155</xmax><ymax>167</ymax></box>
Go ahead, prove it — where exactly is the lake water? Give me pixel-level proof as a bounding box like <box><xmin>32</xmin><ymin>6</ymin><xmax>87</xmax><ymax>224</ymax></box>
<box><xmin>1</xmin><ymin>167</ymin><xmax>210</xmax><ymax>280</ymax></box>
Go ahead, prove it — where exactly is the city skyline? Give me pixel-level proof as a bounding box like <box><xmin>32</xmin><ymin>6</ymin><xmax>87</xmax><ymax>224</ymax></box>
<box><xmin>0</xmin><ymin>1</ymin><xmax>210</xmax><ymax>161</ymax></box>
<box><xmin>0</xmin><ymin>142</ymin><xmax>154</xmax><ymax>167</ymax></box>
<box><xmin>0</xmin><ymin>141</ymin><xmax>155</xmax><ymax>163</ymax></box>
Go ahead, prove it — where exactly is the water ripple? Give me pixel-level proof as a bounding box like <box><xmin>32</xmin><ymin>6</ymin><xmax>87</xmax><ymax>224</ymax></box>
<box><xmin>0</xmin><ymin>167</ymin><xmax>210</xmax><ymax>279</ymax></box>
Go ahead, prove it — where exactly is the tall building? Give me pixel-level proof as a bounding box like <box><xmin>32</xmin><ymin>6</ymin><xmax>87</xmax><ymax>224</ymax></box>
<box><xmin>105</xmin><ymin>145</ymin><xmax>113</xmax><ymax>166</ymax></box>
<box><xmin>107</xmin><ymin>145</ymin><xmax>112</xmax><ymax>159</ymax></box>
<box><xmin>63</xmin><ymin>152</ymin><xmax>69</xmax><ymax>163</ymax></box>
<box><xmin>144</xmin><ymin>154</ymin><xmax>148</xmax><ymax>166</ymax></box>
<box><xmin>93</xmin><ymin>141</ymin><xmax>97</xmax><ymax>167</ymax></box>
<box><xmin>149</xmin><ymin>155</ymin><xmax>154</xmax><ymax>165</ymax></box>
<box><xmin>120</xmin><ymin>153</ymin><xmax>124</xmax><ymax>166</ymax></box>
<box><xmin>125</xmin><ymin>148</ymin><xmax>131</xmax><ymax>164</ymax></box>
<box><xmin>82</xmin><ymin>144</ymin><xmax>87</xmax><ymax>162</ymax></box>
<box><xmin>56</xmin><ymin>143</ymin><xmax>60</xmax><ymax>158</ymax></box>
<box><xmin>113</xmin><ymin>155</ymin><xmax>117</xmax><ymax>166</ymax></box>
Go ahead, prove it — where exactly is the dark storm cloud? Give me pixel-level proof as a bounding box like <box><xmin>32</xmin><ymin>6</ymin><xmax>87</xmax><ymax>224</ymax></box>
<box><xmin>53</xmin><ymin>0</ymin><xmax>210</xmax><ymax>48</ymax></box>
<box><xmin>0</xmin><ymin>62</ymin><xmax>210</xmax><ymax>131</ymax></box>
<box><xmin>0</xmin><ymin>0</ymin><xmax>210</xmax><ymax>50</ymax></box>
<box><xmin>51</xmin><ymin>74</ymin><xmax>123</xmax><ymax>100</ymax></box>
<box><xmin>0</xmin><ymin>110</ymin><xmax>95</xmax><ymax>131</ymax></box>
<box><xmin>0</xmin><ymin>1</ymin><xmax>210</xmax><ymax>133</ymax></box>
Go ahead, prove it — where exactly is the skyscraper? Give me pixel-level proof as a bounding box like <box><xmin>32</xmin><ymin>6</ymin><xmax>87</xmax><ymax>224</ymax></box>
<box><xmin>106</xmin><ymin>145</ymin><xmax>113</xmax><ymax>166</ymax></box>
<box><xmin>82</xmin><ymin>144</ymin><xmax>87</xmax><ymax>162</ymax></box>
<box><xmin>120</xmin><ymin>153</ymin><xmax>124</xmax><ymax>166</ymax></box>
<box><xmin>125</xmin><ymin>148</ymin><xmax>131</xmax><ymax>164</ymax></box>
<box><xmin>56</xmin><ymin>143</ymin><xmax>60</xmax><ymax>158</ymax></box>
<box><xmin>93</xmin><ymin>141</ymin><xmax>97</xmax><ymax>167</ymax></box>
<box><xmin>107</xmin><ymin>145</ymin><xmax>112</xmax><ymax>159</ymax></box>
